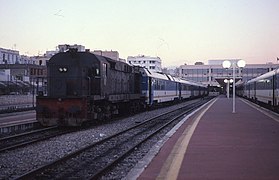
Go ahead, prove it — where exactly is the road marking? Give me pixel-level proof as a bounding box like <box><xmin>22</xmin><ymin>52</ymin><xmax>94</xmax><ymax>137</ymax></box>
<box><xmin>157</xmin><ymin>98</ymin><xmax>217</xmax><ymax>180</ymax></box>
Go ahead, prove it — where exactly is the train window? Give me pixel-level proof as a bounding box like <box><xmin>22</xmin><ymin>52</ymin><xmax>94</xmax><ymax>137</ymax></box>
<box><xmin>95</xmin><ymin>68</ymin><xmax>100</xmax><ymax>76</ymax></box>
<box><xmin>110</xmin><ymin>62</ymin><xmax>116</xmax><ymax>70</ymax></box>
<box><xmin>267</xmin><ymin>78</ymin><xmax>272</xmax><ymax>89</ymax></box>
<box><xmin>162</xmin><ymin>82</ymin><xmax>165</xmax><ymax>90</ymax></box>
<box><xmin>89</xmin><ymin>67</ymin><xmax>100</xmax><ymax>77</ymax></box>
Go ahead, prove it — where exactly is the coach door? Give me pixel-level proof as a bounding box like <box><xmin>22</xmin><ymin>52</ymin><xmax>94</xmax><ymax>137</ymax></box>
<box><xmin>87</xmin><ymin>66</ymin><xmax>101</xmax><ymax>95</ymax></box>
<box><xmin>178</xmin><ymin>83</ymin><xmax>181</xmax><ymax>99</ymax></box>
<box><xmin>249</xmin><ymin>84</ymin><xmax>251</xmax><ymax>98</ymax></box>
<box><xmin>92</xmin><ymin>66</ymin><xmax>101</xmax><ymax>95</ymax></box>
<box><xmin>149</xmin><ymin>77</ymin><xmax>153</xmax><ymax>105</ymax></box>
<box><xmin>253</xmin><ymin>82</ymin><xmax>257</xmax><ymax>101</ymax></box>
<box><xmin>101</xmin><ymin>63</ymin><xmax>108</xmax><ymax>97</ymax></box>
<box><xmin>273</xmin><ymin>75</ymin><xmax>276</xmax><ymax>106</ymax></box>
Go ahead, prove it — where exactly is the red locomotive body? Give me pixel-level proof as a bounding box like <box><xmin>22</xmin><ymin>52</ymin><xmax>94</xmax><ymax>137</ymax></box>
<box><xmin>36</xmin><ymin>97</ymin><xmax>87</xmax><ymax>126</ymax></box>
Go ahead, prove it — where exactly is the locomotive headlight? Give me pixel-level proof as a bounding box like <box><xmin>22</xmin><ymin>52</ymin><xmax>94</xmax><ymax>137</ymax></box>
<box><xmin>59</xmin><ymin>67</ymin><xmax>68</xmax><ymax>72</ymax></box>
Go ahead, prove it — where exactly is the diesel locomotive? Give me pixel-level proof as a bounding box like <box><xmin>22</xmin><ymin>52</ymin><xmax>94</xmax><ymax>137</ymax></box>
<box><xmin>36</xmin><ymin>50</ymin><xmax>208</xmax><ymax>126</ymax></box>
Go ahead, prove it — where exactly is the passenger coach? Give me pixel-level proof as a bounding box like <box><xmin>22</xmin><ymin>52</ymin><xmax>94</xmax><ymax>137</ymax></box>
<box><xmin>140</xmin><ymin>68</ymin><xmax>207</xmax><ymax>106</ymax></box>
<box><xmin>237</xmin><ymin>68</ymin><xmax>279</xmax><ymax>112</ymax></box>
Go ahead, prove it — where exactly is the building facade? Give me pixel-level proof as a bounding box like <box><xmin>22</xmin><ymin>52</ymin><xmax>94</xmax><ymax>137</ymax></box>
<box><xmin>179</xmin><ymin>59</ymin><xmax>278</xmax><ymax>87</ymax></box>
<box><xmin>0</xmin><ymin>48</ymin><xmax>20</xmax><ymax>64</ymax></box>
<box><xmin>20</xmin><ymin>55</ymin><xmax>36</xmax><ymax>65</ymax></box>
<box><xmin>58</xmin><ymin>44</ymin><xmax>85</xmax><ymax>52</ymax></box>
<box><xmin>127</xmin><ymin>55</ymin><xmax>162</xmax><ymax>72</ymax></box>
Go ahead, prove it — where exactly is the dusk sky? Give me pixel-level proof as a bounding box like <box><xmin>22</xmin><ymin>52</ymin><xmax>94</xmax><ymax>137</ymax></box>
<box><xmin>1</xmin><ymin>0</ymin><xmax>279</xmax><ymax>67</ymax></box>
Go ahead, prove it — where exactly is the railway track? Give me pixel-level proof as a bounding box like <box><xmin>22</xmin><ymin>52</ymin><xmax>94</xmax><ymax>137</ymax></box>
<box><xmin>17</xmin><ymin>97</ymin><xmax>212</xmax><ymax>179</ymax></box>
<box><xmin>0</xmin><ymin>127</ymin><xmax>74</xmax><ymax>153</ymax></box>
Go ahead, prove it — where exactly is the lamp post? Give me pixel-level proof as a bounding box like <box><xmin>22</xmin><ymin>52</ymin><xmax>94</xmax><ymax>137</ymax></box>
<box><xmin>222</xmin><ymin>60</ymin><xmax>246</xmax><ymax>113</ymax></box>
<box><xmin>224</xmin><ymin>79</ymin><xmax>233</xmax><ymax>99</ymax></box>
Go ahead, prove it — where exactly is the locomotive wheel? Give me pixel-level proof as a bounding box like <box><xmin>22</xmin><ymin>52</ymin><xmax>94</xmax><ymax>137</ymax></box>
<box><xmin>129</xmin><ymin>101</ymin><xmax>141</xmax><ymax>114</ymax></box>
<box><xmin>129</xmin><ymin>102</ymin><xmax>136</xmax><ymax>114</ymax></box>
<box><xmin>96</xmin><ymin>107</ymin><xmax>104</xmax><ymax>121</ymax></box>
<box><xmin>135</xmin><ymin>101</ymin><xmax>141</xmax><ymax>112</ymax></box>
<box><xmin>104</xmin><ymin>105</ymin><xmax>112</xmax><ymax>120</ymax></box>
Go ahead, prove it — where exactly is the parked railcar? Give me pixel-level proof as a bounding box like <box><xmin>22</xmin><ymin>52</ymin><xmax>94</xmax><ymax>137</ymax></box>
<box><xmin>140</xmin><ymin>68</ymin><xmax>207</xmax><ymax>106</ymax></box>
<box><xmin>140</xmin><ymin>69</ymin><xmax>179</xmax><ymax>105</ymax></box>
<box><xmin>237</xmin><ymin>68</ymin><xmax>279</xmax><ymax>112</ymax></box>
<box><xmin>175</xmin><ymin>78</ymin><xmax>192</xmax><ymax>100</ymax></box>
<box><xmin>235</xmin><ymin>83</ymin><xmax>244</xmax><ymax>97</ymax></box>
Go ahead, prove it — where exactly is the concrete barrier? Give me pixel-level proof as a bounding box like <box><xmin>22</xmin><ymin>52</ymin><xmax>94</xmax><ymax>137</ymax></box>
<box><xmin>0</xmin><ymin>95</ymin><xmax>35</xmax><ymax>106</ymax></box>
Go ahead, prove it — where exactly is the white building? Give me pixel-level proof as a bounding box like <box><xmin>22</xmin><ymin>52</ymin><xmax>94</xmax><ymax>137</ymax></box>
<box><xmin>20</xmin><ymin>55</ymin><xmax>36</xmax><ymax>65</ymax></box>
<box><xmin>0</xmin><ymin>69</ymin><xmax>10</xmax><ymax>81</ymax></box>
<box><xmin>179</xmin><ymin>59</ymin><xmax>278</xmax><ymax>87</ymax></box>
<box><xmin>0</xmin><ymin>48</ymin><xmax>20</xmax><ymax>64</ymax></box>
<box><xmin>127</xmin><ymin>55</ymin><xmax>162</xmax><ymax>72</ymax></box>
<box><xmin>31</xmin><ymin>56</ymin><xmax>49</xmax><ymax>66</ymax></box>
<box><xmin>45</xmin><ymin>50</ymin><xmax>58</xmax><ymax>57</ymax></box>
<box><xmin>58</xmin><ymin>44</ymin><xmax>85</xmax><ymax>52</ymax></box>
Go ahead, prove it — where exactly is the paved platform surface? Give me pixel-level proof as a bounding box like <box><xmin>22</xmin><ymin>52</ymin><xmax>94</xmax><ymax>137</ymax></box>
<box><xmin>137</xmin><ymin>96</ymin><xmax>279</xmax><ymax>180</ymax></box>
<box><xmin>0</xmin><ymin>110</ymin><xmax>36</xmax><ymax>127</ymax></box>
<box><xmin>0</xmin><ymin>110</ymin><xmax>37</xmax><ymax>135</ymax></box>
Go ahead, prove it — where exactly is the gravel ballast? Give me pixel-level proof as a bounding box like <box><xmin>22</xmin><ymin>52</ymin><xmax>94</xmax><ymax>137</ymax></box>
<box><xmin>0</xmin><ymin>99</ymin><xmax>203</xmax><ymax>179</ymax></box>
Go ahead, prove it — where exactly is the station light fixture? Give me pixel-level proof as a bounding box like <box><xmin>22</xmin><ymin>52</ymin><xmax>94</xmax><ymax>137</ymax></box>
<box><xmin>222</xmin><ymin>60</ymin><xmax>231</xmax><ymax>69</ymax></box>
<box><xmin>222</xmin><ymin>59</ymin><xmax>246</xmax><ymax>113</ymax></box>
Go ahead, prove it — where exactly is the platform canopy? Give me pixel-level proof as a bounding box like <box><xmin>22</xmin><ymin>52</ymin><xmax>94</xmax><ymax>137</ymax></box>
<box><xmin>214</xmin><ymin>77</ymin><xmax>243</xmax><ymax>87</ymax></box>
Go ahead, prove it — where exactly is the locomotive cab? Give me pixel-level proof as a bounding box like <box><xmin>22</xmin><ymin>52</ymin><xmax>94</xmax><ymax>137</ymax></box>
<box><xmin>37</xmin><ymin>50</ymin><xmax>104</xmax><ymax>126</ymax></box>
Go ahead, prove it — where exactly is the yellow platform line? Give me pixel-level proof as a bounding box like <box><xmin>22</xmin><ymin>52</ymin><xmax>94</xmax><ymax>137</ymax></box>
<box><xmin>156</xmin><ymin>98</ymin><xmax>217</xmax><ymax>180</ymax></box>
<box><xmin>240</xmin><ymin>98</ymin><xmax>279</xmax><ymax>123</ymax></box>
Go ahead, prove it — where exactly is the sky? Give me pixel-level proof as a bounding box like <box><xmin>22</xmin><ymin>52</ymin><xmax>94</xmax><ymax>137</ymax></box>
<box><xmin>1</xmin><ymin>0</ymin><xmax>279</xmax><ymax>67</ymax></box>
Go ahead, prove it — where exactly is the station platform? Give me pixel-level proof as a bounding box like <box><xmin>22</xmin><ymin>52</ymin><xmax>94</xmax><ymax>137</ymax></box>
<box><xmin>132</xmin><ymin>96</ymin><xmax>279</xmax><ymax>179</ymax></box>
<box><xmin>0</xmin><ymin>110</ymin><xmax>38</xmax><ymax>135</ymax></box>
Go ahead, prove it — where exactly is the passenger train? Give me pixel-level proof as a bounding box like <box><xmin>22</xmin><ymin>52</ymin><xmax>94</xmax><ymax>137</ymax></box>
<box><xmin>236</xmin><ymin>68</ymin><xmax>279</xmax><ymax>112</ymax></box>
<box><xmin>36</xmin><ymin>50</ymin><xmax>208</xmax><ymax>126</ymax></box>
